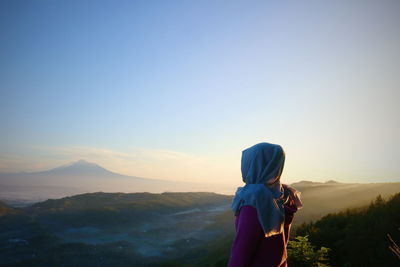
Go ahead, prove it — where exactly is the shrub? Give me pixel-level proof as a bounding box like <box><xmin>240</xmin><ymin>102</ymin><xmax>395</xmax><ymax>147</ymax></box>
<box><xmin>287</xmin><ymin>235</ymin><xmax>330</xmax><ymax>267</ymax></box>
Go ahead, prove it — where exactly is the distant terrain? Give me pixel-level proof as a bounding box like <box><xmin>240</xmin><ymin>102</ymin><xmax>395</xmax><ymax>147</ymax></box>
<box><xmin>290</xmin><ymin>180</ymin><xmax>400</xmax><ymax>224</ymax></box>
<box><xmin>1</xmin><ymin>160</ymin><xmax>399</xmax><ymax>212</ymax></box>
<box><xmin>0</xmin><ymin>192</ymin><xmax>232</xmax><ymax>266</ymax></box>
<box><xmin>174</xmin><ymin>192</ymin><xmax>400</xmax><ymax>267</ymax></box>
<box><xmin>1</xmin><ymin>184</ymin><xmax>399</xmax><ymax>266</ymax></box>
<box><xmin>0</xmin><ymin>160</ymin><xmax>236</xmax><ymax>205</ymax></box>
<box><xmin>1</xmin><ymin>161</ymin><xmax>399</xmax><ymax>266</ymax></box>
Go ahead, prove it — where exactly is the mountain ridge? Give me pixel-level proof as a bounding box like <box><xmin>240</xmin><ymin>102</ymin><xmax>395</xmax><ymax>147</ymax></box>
<box><xmin>0</xmin><ymin>160</ymin><xmax>237</xmax><ymax>202</ymax></box>
<box><xmin>1</xmin><ymin>159</ymin><xmax>140</xmax><ymax>179</ymax></box>
<box><xmin>35</xmin><ymin>159</ymin><xmax>120</xmax><ymax>177</ymax></box>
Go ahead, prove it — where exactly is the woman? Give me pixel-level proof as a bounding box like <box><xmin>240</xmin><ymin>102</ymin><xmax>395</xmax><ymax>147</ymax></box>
<box><xmin>228</xmin><ymin>142</ymin><xmax>302</xmax><ymax>267</ymax></box>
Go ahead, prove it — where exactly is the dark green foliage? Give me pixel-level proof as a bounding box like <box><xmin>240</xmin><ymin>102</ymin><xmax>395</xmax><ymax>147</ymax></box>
<box><xmin>295</xmin><ymin>193</ymin><xmax>400</xmax><ymax>267</ymax></box>
<box><xmin>287</xmin><ymin>235</ymin><xmax>330</xmax><ymax>267</ymax></box>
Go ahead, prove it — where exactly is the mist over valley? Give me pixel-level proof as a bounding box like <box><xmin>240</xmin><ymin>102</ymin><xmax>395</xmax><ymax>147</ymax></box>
<box><xmin>1</xmin><ymin>161</ymin><xmax>399</xmax><ymax>266</ymax></box>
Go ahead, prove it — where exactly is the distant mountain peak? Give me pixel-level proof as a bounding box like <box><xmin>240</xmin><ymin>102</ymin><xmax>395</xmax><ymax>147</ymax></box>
<box><xmin>44</xmin><ymin>159</ymin><xmax>117</xmax><ymax>176</ymax></box>
<box><xmin>75</xmin><ymin>159</ymin><xmax>91</xmax><ymax>164</ymax></box>
<box><xmin>325</xmin><ymin>180</ymin><xmax>340</xmax><ymax>184</ymax></box>
<box><xmin>68</xmin><ymin>159</ymin><xmax>101</xmax><ymax>167</ymax></box>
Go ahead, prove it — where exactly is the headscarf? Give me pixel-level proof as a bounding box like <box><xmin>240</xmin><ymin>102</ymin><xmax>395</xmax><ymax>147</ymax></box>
<box><xmin>231</xmin><ymin>142</ymin><xmax>302</xmax><ymax>237</ymax></box>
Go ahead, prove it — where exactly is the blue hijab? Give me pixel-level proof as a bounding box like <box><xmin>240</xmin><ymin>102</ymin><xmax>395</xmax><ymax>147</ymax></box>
<box><xmin>231</xmin><ymin>142</ymin><xmax>286</xmax><ymax>237</ymax></box>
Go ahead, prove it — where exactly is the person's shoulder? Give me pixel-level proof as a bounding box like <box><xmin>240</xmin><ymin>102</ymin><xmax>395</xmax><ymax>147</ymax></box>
<box><xmin>284</xmin><ymin>196</ymin><xmax>298</xmax><ymax>213</ymax></box>
<box><xmin>282</xmin><ymin>184</ymin><xmax>303</xmax><ymax>211</ymax></box>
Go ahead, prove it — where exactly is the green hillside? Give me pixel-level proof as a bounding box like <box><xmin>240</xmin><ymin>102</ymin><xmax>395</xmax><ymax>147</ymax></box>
<box><xmin>294</xmin><ymin>192</ymin><xmax>400</xmax><ymax>266</ymax></box>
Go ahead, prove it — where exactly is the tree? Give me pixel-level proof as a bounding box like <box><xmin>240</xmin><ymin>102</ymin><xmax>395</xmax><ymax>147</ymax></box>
<box><xmin>287</xmin><ymin>235</ymin><xmax>330</xmax><ymax>267</ymax></box>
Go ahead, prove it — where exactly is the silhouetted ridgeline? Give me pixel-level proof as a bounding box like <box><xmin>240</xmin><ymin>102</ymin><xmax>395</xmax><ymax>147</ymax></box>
<box><xmin>291</xmin><ymin>180</ymin><xmax>400</xmax><ymax>224</ymax></box>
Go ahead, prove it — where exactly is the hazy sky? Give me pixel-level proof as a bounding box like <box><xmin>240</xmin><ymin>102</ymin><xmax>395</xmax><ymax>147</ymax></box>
<box><xmin>1</xmin><ymin>0</ymin><xmax>399</xmax><ymax>185</ymax></box>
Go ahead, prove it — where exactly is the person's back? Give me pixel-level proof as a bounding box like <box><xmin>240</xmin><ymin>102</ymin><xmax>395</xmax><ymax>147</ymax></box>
<box><xmin>228</xmin><ymin>143</ymin><xmax>302</xmax><ymax>267</ymax></box>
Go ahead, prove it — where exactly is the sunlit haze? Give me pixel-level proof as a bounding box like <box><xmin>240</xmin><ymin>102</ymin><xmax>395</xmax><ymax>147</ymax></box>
<box><xmin>1</xmin><ymin>0</ymin><xmax>399</xmax><ymax>187</ymax></box>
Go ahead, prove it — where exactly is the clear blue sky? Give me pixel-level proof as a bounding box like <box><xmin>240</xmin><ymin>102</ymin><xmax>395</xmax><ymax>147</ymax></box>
<box><xmin>1</xmin><ymin>0</ymin><xmax>399</xmax><ymax>185</ymax></box>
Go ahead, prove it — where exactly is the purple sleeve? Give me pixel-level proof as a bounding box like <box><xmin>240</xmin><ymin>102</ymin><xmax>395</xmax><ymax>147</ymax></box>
<box><xmin>228</xmin><ymin>205</ymin><xmax>263</xmax><ymax>267</ymax></box>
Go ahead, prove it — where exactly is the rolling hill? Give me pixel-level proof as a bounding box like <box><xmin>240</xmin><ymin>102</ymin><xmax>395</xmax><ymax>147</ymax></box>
<box><xmin>0</xmin><ymin>192</ymin><xmax>232</xmax><ymax>266</ymax></box>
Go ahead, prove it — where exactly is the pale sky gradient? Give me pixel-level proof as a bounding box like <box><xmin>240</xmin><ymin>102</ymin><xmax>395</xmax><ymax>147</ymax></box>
<box><xmin>1</xmin><ymin>0</ymin><xmax>399</xmax><ymax>186</ymax></box>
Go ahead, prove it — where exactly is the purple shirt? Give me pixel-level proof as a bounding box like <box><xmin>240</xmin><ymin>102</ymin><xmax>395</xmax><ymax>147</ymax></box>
<box><xmin>228</xmin><ymin>201</ymin><xmax>297</xmax><ymax>267</ymax></box>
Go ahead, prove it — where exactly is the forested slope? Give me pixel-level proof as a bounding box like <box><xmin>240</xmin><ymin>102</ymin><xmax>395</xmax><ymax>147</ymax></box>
<box><xmin>295</xmin><ymin>193</ymin><xmax>400</xmax><ymax>266</ymax></box>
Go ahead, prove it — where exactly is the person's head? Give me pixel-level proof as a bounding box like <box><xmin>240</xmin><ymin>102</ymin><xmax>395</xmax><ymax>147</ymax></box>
<box><xmin>241</xmin><ymin>142</ymin><xmax>285</xmax><ymax>186</ymax></box>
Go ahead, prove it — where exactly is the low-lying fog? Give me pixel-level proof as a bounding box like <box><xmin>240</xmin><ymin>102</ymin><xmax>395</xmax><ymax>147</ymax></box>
<box><xmin>56</xmin><ymin>203</ymin><xmax>230</xmax><ymax>258</ymax></box>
